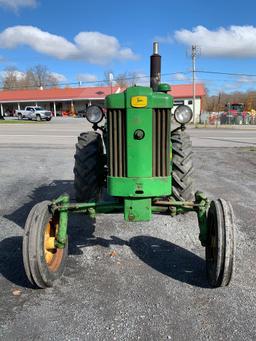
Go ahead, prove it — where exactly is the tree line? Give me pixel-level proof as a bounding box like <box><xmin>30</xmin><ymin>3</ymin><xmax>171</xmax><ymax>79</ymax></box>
<box><xmin>0</xmin><ymin>65</ymin><xmax>146</xmax><ymax>91</ymax></box>
<box><xmin>202</xmin><ymin>90</ymin><xmax>256</xmax><ymax>112</ymax></box>
<box><xmin>4</xmin><ymin>65</ymin><xmax>254</xmax><ymax>112</ymax></box>
<box><xmin>1</xmin><ymin>65</ymin><xmax>60</xmax><ymax>90</ymax></box>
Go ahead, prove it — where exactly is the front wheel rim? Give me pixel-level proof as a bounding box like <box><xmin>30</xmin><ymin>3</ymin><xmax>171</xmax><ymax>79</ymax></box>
<box><xmin>44</xmin><ymin>217</ymin><xmax>64</xmax><ymax>272</ymax></box>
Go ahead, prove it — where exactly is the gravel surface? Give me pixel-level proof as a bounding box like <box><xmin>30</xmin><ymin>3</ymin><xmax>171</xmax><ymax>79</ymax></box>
<box><xmin>0</xmin><ymin>137</ymin><xmax>256</xmax><ymax>340</ymax></box>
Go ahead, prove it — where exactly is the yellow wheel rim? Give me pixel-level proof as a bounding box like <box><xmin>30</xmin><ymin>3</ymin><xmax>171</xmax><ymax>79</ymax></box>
<box><xmin>44</xmin><ymin>216</ymin><xmax>64</xmax><ymax>272</ymax></box>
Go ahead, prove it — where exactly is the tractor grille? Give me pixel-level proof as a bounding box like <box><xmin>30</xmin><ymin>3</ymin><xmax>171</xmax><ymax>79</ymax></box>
<box><xmin>107</xmin><ymin>109</ymin><xmax>127</xmax><ymax>177</ymax></box>
<box><xmin>108</xmin><ymin>108</ymin><xmax>170</xmax><ymax>178</ymax></box>
<box><xmin>152</xmin><ymin>109</ymin><xmax>170</xmax><ymax>177</ymax></box>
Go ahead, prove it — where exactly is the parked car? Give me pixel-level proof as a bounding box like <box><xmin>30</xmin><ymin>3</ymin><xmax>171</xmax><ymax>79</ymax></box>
<box><xmin>77</xmin><ymin>110</ymin><xmax>86</xmax><ymax>117</ymax></box>
<box><xmin>4</xmin><ymin>109</ymin><xmax>15</xmax><ymax>117</ymax></box>
<box><xmin>15</xmin><ymin>106</ymin><xmax>52</xmax><ymax>121</ymax></box>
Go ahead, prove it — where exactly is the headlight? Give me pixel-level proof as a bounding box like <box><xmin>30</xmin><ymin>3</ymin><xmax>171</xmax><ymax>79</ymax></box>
<box><xmin>85</xmin><ymin>106</ymin><xmax>104</xmax><ymax>124</ymax></box>
<box><xmin>174</xmin><ymin>105</ymin><xmax>193</xmax><ymax>124</ymax></box>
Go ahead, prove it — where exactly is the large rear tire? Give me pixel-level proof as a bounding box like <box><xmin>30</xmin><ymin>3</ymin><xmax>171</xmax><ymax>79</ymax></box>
<box><xmin>73</xmin><ymin>131</ymin><xmax>104</xmax><ymax>202</ymax></box>
<box><xmin>171</xmin><ymin>129</ymin><xmax>194</xmax><ymax>201</ymax></box>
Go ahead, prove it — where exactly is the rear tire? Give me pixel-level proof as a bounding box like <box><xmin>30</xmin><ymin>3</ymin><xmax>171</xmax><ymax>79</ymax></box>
<box><xmin>18</xmin><ymin>113</ymin><xmax>22</xmax><ymax>120</ymax></box>
<box><xmin>171</xmin><ymin>129</ymin><xmax>194</xmax><ymax>201</ymax></box>
<box><xmin>36</xmin><ymin>115</ymin><xmax>41</xmax><ymax>121</ymax></box>
<box><xmin>73</xmin><ymin>131</ymin><xmax>104</xmax><ymax>202</ymax></box>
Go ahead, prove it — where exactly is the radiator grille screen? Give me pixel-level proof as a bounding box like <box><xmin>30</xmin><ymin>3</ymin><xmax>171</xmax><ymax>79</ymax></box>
<box><xmin>108</xmin><ymin>108</ymin><xmax>170</xmax><ymax>178</ymax></box>
<box><xmin>107</xmin><ymin>109</ymin><xmax>127</xmax><ymax>177</ymax></box>
<box><xmin>152</xmin><ymin>109</ymin><xmax>170</xmax><ymax>177</ymax></box>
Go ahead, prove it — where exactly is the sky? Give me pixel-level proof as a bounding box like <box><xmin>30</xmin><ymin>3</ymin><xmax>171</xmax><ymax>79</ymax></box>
<box><xmin>0</xmin><ymin>0</ymin><xmax>256</xmax><ymax>94</ymax></box>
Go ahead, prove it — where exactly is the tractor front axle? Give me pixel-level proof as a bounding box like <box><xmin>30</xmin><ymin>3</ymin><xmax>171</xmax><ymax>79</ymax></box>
<box><xmin>50</xmin><ymin>191</ymin><xmax>209</xmax><ymax>249</ymax></box>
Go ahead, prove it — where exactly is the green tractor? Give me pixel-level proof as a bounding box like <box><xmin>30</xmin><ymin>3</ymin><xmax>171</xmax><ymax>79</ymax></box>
<box><xmin>23</xmin><ymin>43</ymin><xmax>235</xmax><ymax>289</ymax></box>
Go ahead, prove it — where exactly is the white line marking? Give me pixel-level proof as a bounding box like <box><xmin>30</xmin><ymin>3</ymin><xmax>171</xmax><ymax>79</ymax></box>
<box><xmin>205</xmin><ymin>137</ymin><xmax>256</xmax><ymax>140</ymax></box>
<box><xmin>0</xmin><ymin>134</ymin><xmax>77</xmax><ymax>138</ymax></box>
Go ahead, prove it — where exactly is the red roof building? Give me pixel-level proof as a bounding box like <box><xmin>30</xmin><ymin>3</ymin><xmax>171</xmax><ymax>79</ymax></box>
<box><xmin>169</xmin><ymin>83</ymin><xmax>205</xmax><ymax>98</ymax></box>
<box><xmin>0</xmin><ymin>84</ymin><xmax>205</xmax><ymax>120</ymax></box>
<box><xmin>0</xmin><ymin>86</ymin><xmax>122</xmax><ymax>103</ymax></box>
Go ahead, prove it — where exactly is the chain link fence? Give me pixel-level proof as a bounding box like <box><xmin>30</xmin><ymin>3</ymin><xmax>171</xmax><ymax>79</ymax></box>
<box><xmin>200</xmin><ymin>111</ymin><xmax>256</xmax><ymax>126</ymax></box>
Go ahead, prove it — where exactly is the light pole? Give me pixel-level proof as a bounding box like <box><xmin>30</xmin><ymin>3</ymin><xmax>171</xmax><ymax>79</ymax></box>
<box><xmin>109</xmin><ymin>72</ymin><xmax>113</xmax><ymax>94</ymax></box>
<box><xmin>191</xmin><ymin>45</ymin><xmax>200</xmax><ymax>125</ymax></box>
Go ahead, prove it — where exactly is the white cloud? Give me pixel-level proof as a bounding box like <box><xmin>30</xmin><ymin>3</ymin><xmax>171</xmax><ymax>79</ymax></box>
<box><xmin>0</xmin><ymin>69</ymin><xmax>67</xmax><ymax>83</ymax></box>
<box><xmin>237</xmin><ymin>75</ymin><xmax>256</xmax><ymax>84</ymax></box>
<box><xmin>76</xmin><ymin>73</ymin><xmax>97</xmax><ymax>82</ymax></box>
<box><xmin>0</xmin><ymin>0</ymin><xmax>37</xmax><ymax>10</ymax></box>
<box><xmin>0</xmin><ymin>26</ymin><xmax>138</xmax><ymax>65</ymax></box>
<box><xmin>173</xmin><ymin>73</ymin><xmax>188</xmax><ymax>81</ymax></box>
<box><xmin>175</xmin><ymin>25</ymin><xmax>256</xmax><ymax>58</ymax></box>
<box><xmin>14</xmin><ymin>70</ymin><xmax>25</xmax><ymax>80</ymax></box>
<box><xmin>0</xmin><ymin>69</ymin><xmax>25</xmax><ymax>80</ymax></box>
<box><xmin>154</xmin><ymin>34</ymin><xmax>173</xmax><ymax>44</ymax></box>
<box><xmin>50</xmin><ymin>72</ymin><xmax>67</xmax><ymax>83</ymax></box>
<box><xmin>129</xmin><ymin>72</ymin><xmax>149</xmax><ymax>86</ymax></box>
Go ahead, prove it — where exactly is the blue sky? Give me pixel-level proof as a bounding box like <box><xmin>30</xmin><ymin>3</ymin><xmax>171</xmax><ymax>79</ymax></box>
<box><xmin>0</xmin><ymin>0</ymin><xmax>256</xmax><ymax>94</ymax></box>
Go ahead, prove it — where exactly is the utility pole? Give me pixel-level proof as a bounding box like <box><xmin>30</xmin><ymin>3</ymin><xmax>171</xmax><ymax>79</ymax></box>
<box><xmin>109</xmin><ymin>72</ymin><xmax>113</xmax><ymax>94</ymax></box>
<box><xmin>191</xmin><ymin>45</ymin><xmax>200</xmax><ymax>125</ymax></box>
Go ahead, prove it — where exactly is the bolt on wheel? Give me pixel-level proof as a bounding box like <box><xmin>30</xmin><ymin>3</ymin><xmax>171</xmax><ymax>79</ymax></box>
<box><xmin>23</xmin><ymin>201</ymin><xmax>68</xmax><ymax>288</ymax></box>
<box><xmin>206</xmin><ymin>199</ymin><xmax>235</xmax><ymax>287</ymax></box>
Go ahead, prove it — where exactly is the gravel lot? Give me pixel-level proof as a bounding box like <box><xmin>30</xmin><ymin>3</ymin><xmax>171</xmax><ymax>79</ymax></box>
<box><xmin>0</xmin><ymin>120</ymin><xmax>255</xmax><ymax>340</ymax></box>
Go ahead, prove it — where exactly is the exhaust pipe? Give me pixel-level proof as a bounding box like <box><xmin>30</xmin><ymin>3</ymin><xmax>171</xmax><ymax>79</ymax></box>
<box><xmin>150</xmin><ymin>42</ymin><xmax>161</xmax><ymax>92</ymax></box>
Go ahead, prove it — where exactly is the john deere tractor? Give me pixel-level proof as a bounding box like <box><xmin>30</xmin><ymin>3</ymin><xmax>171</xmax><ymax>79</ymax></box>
<box><xmin>23</xmin><ymin>43</ymin><xmax>235</xmax><ymax>289</ymax></box>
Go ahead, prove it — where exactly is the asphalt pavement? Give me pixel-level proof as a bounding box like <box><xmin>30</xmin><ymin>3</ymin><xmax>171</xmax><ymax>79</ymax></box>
<box><xmin>0</xmin><ymin>117</ymin><xmax>255</xmax><ymax>147</ymax></box>
<box><xmin>0</xmin><ymin>118</ymin><xmax>255</xmax><ymax>340</ymax></box>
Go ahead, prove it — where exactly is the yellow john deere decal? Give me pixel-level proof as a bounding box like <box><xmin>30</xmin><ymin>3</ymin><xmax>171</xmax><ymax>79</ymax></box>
<box><xmin>131</xmin><ymin>96</ymin><xmax>148</xmax><ymax>108</ymax></box>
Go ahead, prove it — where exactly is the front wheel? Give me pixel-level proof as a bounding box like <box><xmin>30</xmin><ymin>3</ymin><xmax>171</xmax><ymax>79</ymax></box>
<box><xmin>18</xmin><ymin>114</ymin><xmax>22</xmax><ymax>120</ymax></box>
<box><xmin>36</xmin><ymin>115</ymin><xmax>41</xmax><ymax>121</ymax></box>
<box><xmin>22</xmin><ymin>201</ymin><xmax>68</xmax><ymax>288</ymax></box>
<box><xmin>206</xmin><ymin>199</ymin><xmax>235</xmax><ymax>287</ymax></box>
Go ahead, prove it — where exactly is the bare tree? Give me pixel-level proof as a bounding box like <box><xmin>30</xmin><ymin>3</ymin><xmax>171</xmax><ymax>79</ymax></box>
<box><xmin>103</xmin><ymin>70</ymin><xmax>114</xmax><ymax>86</ymax></box>
<box><xmin>1</xmin><ymin>67</ymin><xmax>20</xmax><ymax>89</ymax></box>
<box><xmin>26</xmin><ymin>65</ymin><xmax>58</xmax><ymax>88</ymax></box>
<box><xmin>202</xmin><ymin>90</ymin><xmax>256</xmax><ymax>112</ymax></box>
<box><xmin>115</xmin><ymin>72</ymin><xmax>147</xmax><ymax>87</ymax></box>
<box><xmin>1</xmin><ymin>65</ymin><xmax>59</xmax><ymax>90</ymax></box>
<box><xmin>115</xmin><ymin>73</ymin><xmax>129</xmax><ymax>88</ymax></box>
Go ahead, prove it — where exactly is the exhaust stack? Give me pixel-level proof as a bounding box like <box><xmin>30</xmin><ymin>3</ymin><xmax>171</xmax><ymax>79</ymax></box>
<box><xmin>150</xmin><ymin>42</ymin><xmax>161</xmax><ymax>92</ymax></box>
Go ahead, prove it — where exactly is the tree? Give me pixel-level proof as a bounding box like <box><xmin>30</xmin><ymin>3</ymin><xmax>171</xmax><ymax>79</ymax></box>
<box><xmin>1</xmin><ymin>65</ymin><xmax>59</xmax><ymax>90</ymax></box>
<box><xmin>1</xmin><ymin>67</ymin><xmax>20</xmax><ymax>90</ymax></box>
<box><xmin>103</xmin><ymin>70</ymin><xmax>114</xmax><ymax>86</ymax></box>
<box><xmin>115</xmin><ymin>73</ymin><xmax>129</xmax><ymax>88</ymax></box>
<box><xmin>25</xmin><ymin>65</ymin><xmax>58</xmax><ymax>88</ymax></box>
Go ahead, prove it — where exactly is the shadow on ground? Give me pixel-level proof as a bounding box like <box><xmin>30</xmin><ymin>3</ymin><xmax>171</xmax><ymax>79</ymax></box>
<box><xmin>130</xmin><ymin>235</ymin><xmax>209</xmax><ymax>288</ymax></box>
<box><xmin>4</xmin><ymin>180</ymin><xmax>75</xmax><ymax>229</ymax></box>
<box><xmin>0</xmin><ymin>227</ymin><xmax>209</xmax><ymax>289</ymax></box>
<box><xmin>1</xmin><ymin>181</ymin><xmax>209</xmax><ymax>289</ymax></box>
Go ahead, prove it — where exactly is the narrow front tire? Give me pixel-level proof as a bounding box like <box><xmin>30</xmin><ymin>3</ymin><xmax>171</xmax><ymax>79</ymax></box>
<box><xmin>22</xmin><ymin>201</ymin><xmax>68</xmax><ymax>288</ymax></box>
<box><xmin>206</xmin><ymin>199</ymin><xmax>235</xmax><ymax>287</ymax></box>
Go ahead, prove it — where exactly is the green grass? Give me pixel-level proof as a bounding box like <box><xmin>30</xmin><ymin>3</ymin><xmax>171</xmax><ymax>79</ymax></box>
<box><xmin>0</xmin><ymin>119</ymin><xmax>41</xmax><ymax>124</ymax></box>
<box><xmin>238</xmin><ymin>146</ymin><xmax>256</xmax><ymax>152</ymax></box>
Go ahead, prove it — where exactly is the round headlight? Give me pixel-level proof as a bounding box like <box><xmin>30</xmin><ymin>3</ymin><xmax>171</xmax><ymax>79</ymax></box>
<box><xmin>85</xmin><ymin>106</ymin><xmax>104</xmax><ymax>124</ymax></box>
<box><xmin>174</xmin><ymin>105</ymin><xmax>193</xmax><ymax>124</ymax></box>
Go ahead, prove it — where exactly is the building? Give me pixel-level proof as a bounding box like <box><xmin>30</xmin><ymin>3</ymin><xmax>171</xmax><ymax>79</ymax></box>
<box><xmin>0</xmin><ymin>86</ymin><xmax>122</xmax><ymax>117</ymax></box>
<box><xmin>169</xmin><ymin>83</ymin><xmax>206</xmax><ymax>122</ymax></box>
<box><xmin>0</xmin><ymin>83</ymin><xmax>205</xmax><ymax>121</ymax></box>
